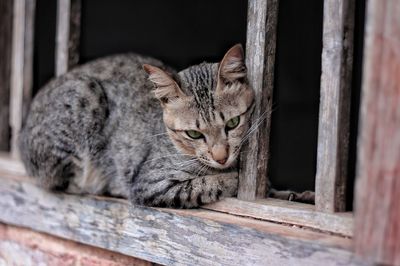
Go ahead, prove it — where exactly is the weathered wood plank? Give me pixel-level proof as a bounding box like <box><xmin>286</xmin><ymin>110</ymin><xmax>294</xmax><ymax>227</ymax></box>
<box><xmin>354</xmin><ymin>0</ymin><xmax>400</xmax><ymax>265</ymax></box>
<box><xmin>10</xmin><ymin>0</ymin><xmax>36</xmax><ymax>158</ymax></box>
<box><xmin>238</xmin><ymin>0</ymin><xmax>279</xmax><ymax>200</ymax></box>
<box><xmin>0</xmin><ymin>173</ymin><xmax>364</xmax><ymax>266</ymax></box>
<box><xmin>0</xmin><ymin>154</ymin><xmax>353</xmax><ymax>236</ymax></box>
<box><xmin>0</xmin><ymin>153</ymin><xmax>26</xmax><ymax>176</ymax></box>
<box><xmin>316</xmin><ymin>0</ymin><xmax>355</xmax><ymax>212</ymax></box>
<box><xmin>0</xmin><ymin>0</ymin><xmax>13</xmax><ymax>151</ymax></box>
<box><xmin>55</xmin><ymin>0</ymin><xmax>81</xmax><ymax>76</ymax></box>
<box><xmin>204</xmin><ymin>198</ymin><xmax>353</xmax><ymax>236</ymax></box>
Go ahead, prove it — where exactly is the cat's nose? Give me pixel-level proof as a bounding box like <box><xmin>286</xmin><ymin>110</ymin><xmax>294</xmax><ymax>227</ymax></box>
<box><xmin>211</xmin><ymin>145</ymin><xmax>228</xmax><ymax>165</ymax></box>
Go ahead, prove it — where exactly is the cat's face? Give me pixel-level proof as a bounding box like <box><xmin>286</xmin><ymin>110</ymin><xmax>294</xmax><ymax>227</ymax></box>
<box><xmin>144</xmin><ymin>44</ymin><xmax>254</xmax><ymax>169</ymax></box>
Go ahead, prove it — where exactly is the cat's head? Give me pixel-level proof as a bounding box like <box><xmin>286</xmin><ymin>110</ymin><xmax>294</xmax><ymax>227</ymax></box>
<box><xmin>144</xmin><ymin>44</ymin><xmax>254</xmax><ymax>169</ymax></box>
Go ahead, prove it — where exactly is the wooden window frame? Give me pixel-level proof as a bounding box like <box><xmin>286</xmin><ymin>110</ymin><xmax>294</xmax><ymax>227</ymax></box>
<box><xmin>1</xmin><ymin>0</ymin><xmax>399</xmax><ymax>264</ymax></box>
<box><xmin>207</xmin><ymin>0</ymin><xmax>355</xmax><ymax>237</ymax></box>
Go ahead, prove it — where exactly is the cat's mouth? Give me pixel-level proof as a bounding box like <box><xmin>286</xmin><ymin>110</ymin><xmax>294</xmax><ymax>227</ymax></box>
<box><xmin>200</xmin><ymin>156</ymin><xmax>237</xmax><ymax>170</ymax></box>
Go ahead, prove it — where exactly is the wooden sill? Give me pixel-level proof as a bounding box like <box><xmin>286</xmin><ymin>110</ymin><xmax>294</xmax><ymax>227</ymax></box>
<box><xmin>0</xmin><ymin>153</ymin><xmax>354</xmax><ymax>237</ymax></box>
<box><xmin>0</xmin><ymin>155</ymin><xmax>362</xmax><ymax>265</ymax></box>
<box><xmin>203</xmin><ymin>198</ymin><xmax>353</xmax><ymax>237</ymax></box>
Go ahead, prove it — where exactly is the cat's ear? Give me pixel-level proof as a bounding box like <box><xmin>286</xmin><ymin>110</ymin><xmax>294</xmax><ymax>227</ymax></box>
<box><xmin>218</xmin><ymin>44</ymin><xmax>247</xmax><ymax>85</ymax></box>
<box><xmin>143</xmin><ymin>64</ymin><xmax>185</xmax><ymax>104</ymax></box>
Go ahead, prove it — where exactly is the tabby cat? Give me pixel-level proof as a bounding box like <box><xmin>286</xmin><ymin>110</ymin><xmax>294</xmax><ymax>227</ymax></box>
<box><xmin>19</xmin><ymin>44</ymin><xmax>313</xmax><ymax>208</ymax></box>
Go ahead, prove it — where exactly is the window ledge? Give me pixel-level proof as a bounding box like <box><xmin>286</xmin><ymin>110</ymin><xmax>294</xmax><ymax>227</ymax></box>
<box><xmin>0</xmin><ymin>164</ymin><xmax>362</xmax><ymax>265</ymax></box>
<box><xmin>204</xmin><ymin>198</ymin><xmax>353</xmax><ymax>237</ymax></box>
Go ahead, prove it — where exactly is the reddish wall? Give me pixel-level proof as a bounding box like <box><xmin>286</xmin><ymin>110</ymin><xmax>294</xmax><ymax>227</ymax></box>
<box><xmin>0</xmin><ymin>223</ymin><xmax>154</xmax><ymax>266</ymax></box>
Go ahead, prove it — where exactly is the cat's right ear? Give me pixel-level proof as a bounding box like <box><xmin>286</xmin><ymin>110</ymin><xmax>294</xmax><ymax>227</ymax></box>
<box><xmin>143</xmin><ymin>64</ymin><xmax>185</xmax><ymax>104</ymax></box>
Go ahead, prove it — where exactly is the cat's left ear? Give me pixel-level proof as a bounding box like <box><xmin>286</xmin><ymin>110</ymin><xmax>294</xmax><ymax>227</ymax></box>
<box><xmin>218</xmin><ymin>44</ymin><xmax>247</xmax><ymax>85</ymax></box>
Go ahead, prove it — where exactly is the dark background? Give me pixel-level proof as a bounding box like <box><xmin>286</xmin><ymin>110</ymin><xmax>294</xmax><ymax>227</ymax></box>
<box><xmin>33</xmin><ymin>0</ymin><xmax>365</xmax><ymax>210</ymax></box>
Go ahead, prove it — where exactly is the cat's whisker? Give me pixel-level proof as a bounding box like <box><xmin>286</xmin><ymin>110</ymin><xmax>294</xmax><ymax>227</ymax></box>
<box><xmin>234</xmin><ymin>122</ymin><xmax>268</xmax><ymax>160</ymax></box>
<box><xmin>229</xmin><ymin>112</ymin><xmax>270</xmax><ymax>163</ymax></box>
<box><xmin>143</xmin><ymin>156</ymin><xmax>179</xmax><ymax>164</ymax></box>
<box><xmin>197</xmin><ymin>157</ymin><xmax>212</xmax><ymax>167</ymax></box>
<box><xmin>200</xmin><ymin>165</ymin><xmax>210</xmax><ymax>177</ymax></box>
<box><xmin>175</xmin><ymin>160</ymin><xmax>197</xmax><ymax>167</ymax></box>
<box><xmin>195</xmin><ymin>164</ymin><xmax>209</xmax><ymax>178</ymax></box>
<box><xmin>233</xmin><ymin>147</ymin><xmax>245</xmax><ymax>160</ymax></box>
<box><xmin>239</xmin><ymin>109</ymin><xmax>271</xmax><ymax>146</ymax></box>
<box><xmin>241</xmin><ymin>117</ymin><xmax>267</xmax><ymax>143</ymax></box>
<box><xmin>143</xmin><ymin>154</ymin><xmax>191</xmax><ymax>164</ymax></box>
<box><xmin>249</xmin><ymin>109</ymin><xmax>270</xmax><ymax>129</ymax></box>
<box><xmin>174</xmin><ymin>158</ymin><xmax>198</xmax><ymax>170</ymax></box>
<box><xmin>174</xmin><ymin>159</ymin><xmax>199</xmax><ymax>169</ymax></box>
<box><xmin>196</xmin><ymin>164</ymin><xmax>206</xmax><ymax>176</ymax></box>
<box><xmin>239</xmin><ymin>127</ymin><xmax>260</xmax><ymax>147</ymax></box>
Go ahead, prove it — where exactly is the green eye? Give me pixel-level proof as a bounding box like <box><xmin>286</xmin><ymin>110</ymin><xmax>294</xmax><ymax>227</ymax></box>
<box><xmin>226</xmin><ymin>116</ymin><xmax>240</xmax><ymax>130</ymax></box>
<box><xmin>186</xmin><ymin>130</ymin><xmax>204</xmax><ymax>139</ymax></box>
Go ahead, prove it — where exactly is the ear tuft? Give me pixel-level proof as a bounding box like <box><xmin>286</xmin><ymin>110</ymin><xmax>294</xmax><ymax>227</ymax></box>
<box><xmin>143</xmin><ymin>64</ymin><xmax>185</xmax><ymax>104</ymax></box>
<box><xmin>218</xmin><ymin>44</ymin><xmax>247</xmax><ymax>84</ymax></box>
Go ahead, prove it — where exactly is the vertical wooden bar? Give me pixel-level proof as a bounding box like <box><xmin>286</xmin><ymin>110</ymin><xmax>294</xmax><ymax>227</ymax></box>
<box><xmin>10</xmin><ymin>0</ymin><xmax>36</xmax><ymax>158</ymax></box>
<box><xmin>354</xmin><ymin>0</ymin><xmax>400</xmax><ymax>264</ymax></box>
<box><xmin>315</xmin><ymin>0</ymin><xmax>355</xmax><ymax>212</ymax></box>
<box><xmin>0</xmin><ymin>0</ymin><xmax>13</xmax><ymax>151</ymax></box>
<box><xmin>238</xmin><ymin>0</ymin><xmax>279</xmax><ymax>200</ymax></box>
<box><xmin>55</xmin><ymin>0</ymin><xmax>81</xmax><ymax>76</ymax></box>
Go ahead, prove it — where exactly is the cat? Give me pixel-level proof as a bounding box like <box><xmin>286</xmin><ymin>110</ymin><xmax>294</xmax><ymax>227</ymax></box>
<box><xmin>19</xmin><ymin>44</ymin><xmax>314</xmax><ymax>208</ymax></box>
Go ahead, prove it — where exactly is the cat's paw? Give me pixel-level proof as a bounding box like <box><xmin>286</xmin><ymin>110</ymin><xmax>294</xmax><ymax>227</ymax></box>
<box><xmin>288</xmin><ymin>190</ymin><xmax>315</xmax><ymax>204</ymax></box>
<box><xmin>269</xmin><ymin>189</ymin><xmax>315</xmax><ymax>204</ymax></box>
<box><xmin>220</xmin><ymin>172</ymin><xmax>238</xmax><ymax>197</ymax></box>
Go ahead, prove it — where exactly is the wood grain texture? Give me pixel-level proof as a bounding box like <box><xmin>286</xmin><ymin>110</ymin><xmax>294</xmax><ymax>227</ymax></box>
<box><xmin>354</xmin><ymin>0</ymin><xmax>400</xmax><ymax>265</ymax></box>
<box><xmin>55</xmin><ymin>0</ymin><xmax>81</xmax><ymax>76</ymax></box>
<box><xmin>0</xmin><ymin>223</ymin><xmax>153</xmax><ymax>266</ymax></box>
<box><xmin>0</xmin><ymin>0</ymin><xmax>13</xmax><ymax>151</ymax></box>
<box><xmin>316</xmin><ymin>0</ymin><xmax>355</xmax><ymax>212</ymax></box>
<box><xmin>0</xmin><ymin>148</ymin><xmax>354</xmax><ymax>237</ymax></box>
<box><xmin>10</xmin><ymin>0</ymin><xmax>36</xmax><ymax>158</ymax></box>
<box><xmin>204</xmin><ymin>198</ymin><xmax>353</xmax><ymax>236</ymax></box>
<box><xmin>0</xmin><ymin>153</ymin><xmax>26</xmax><ymax>176</ymax></box>
<box><xmin>238</xmin><ymin>0</ymin><xmax>278</xmax><ymax>200</ymax></box>
<box><xmin>0</xmin><ymin>173</ymin><xmax>364</xmax><ymax>266</ymax></box>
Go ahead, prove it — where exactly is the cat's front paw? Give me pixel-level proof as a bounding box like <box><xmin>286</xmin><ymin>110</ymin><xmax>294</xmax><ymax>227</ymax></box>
<box><xmin>220</xmin><ymin>172</ymin><xmax>238</xmax><ymax>198</ymax></box>
<box><xmin>269</xmin><ymin>189</ymin><xmax>315</xmax><ymax>204</ymax></box>
<box><xmin>288</xmin><ymin>190</ymin><xmax>315</xmax><ymax>204</ymax></box>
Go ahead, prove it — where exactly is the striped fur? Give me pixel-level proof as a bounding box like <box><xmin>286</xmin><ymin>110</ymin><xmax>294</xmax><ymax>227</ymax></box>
<box><xmin>19</xmin><ymin>44</ymin><xmax>257</xmax><ymax>208</ymax></box>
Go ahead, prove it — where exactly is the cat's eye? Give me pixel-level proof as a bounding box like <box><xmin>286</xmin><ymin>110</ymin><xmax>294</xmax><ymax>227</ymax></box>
<box><xmin>186</xmin><ymin>130</ymin><xmax>204</xmax><ymax>139</ymax></box>
<box><xmin>225</xmin><ymin>116</ymin><xmax>240</xmax><ymax>130</ymax></box>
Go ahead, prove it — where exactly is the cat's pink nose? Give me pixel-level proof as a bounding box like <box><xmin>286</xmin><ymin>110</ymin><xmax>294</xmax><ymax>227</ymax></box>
<box><xmin>211</xmin><ymin>144</ymin><xmax>228</xmax><ymax>165</ymax></box>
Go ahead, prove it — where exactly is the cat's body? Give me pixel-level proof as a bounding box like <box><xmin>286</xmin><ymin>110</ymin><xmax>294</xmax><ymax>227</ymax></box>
<box><xmin>19</xmin><ymin>46</ymin><xmax>249</xmax><ymax>207</ymax></box>
<box><xmin>19</xmin><ymin>45</ymin><xmax>315</xmax><ymax>207</ymax></box>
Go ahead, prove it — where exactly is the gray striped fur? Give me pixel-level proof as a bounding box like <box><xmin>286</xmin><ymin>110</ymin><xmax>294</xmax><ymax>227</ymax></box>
<box><xmin>19</xmin><ymin>45</ymin><xmax>256</xmax><ymax>208</ymax></box>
